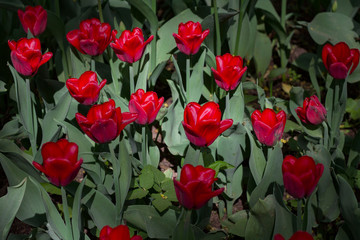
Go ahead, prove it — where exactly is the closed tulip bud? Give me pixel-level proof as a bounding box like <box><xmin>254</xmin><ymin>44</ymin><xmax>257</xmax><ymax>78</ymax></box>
<box><xmin>173</xmin><ymin>164</ymin><xmax>224</xmax><ymax>209</ymax></box>
<box><xmin>211</xmin><ymin>53</ymin><xmax>247</xmax><ymax>91</ymax></box>
<box><xmin>33</xmin><ymin>139</ymin><xmax>83</xmax><ymax>187</ymax></box>
<box><xmin>75</xmin><ymin>99</ymin><xmax>137</xmax><ymax>143</ymax></box>
<box><xmin>129</xmin><ymin>89</ymin><xmax>164</xmax><ymax>125</ymax></box>
<box><xmin>100</xmin><ymin>225</ymin><xmax>142</xmax><ymax>240</ymax></box>
<box><xmin>8</xmin><ymin>38</ymin><xmax>53</xmax><ymax>76</ymax></box>
<box><xmin>66</xmin><ymin>18</ymin><xmax>112</xmax><ymax>56</ymax></box>
<box><xmin>322</xmin><ymin>42</ymin><xmax>360</xmax><ymax>79</ymax></box>
<box><xmin>274</xmin><ymin>231</ymin><xmax>314</xmax><ymax>240</ymax></box>
<box><xmin>110</xmin><ymin>28</ymin><xmax>154</xmax><ymax>63</ymax></box>
<box><xmin>66</xmin><ymin>71</ymin><xmax>107</xmax><ymax>105</ymax></box>
<box><xmin>18</xmin><ymin>5</ymin><xmax>47</xmax><ymax>36</ymax></box>
<box><xmin>182</xmin><ymin>102</ymin><xmax>233</xmax><ymax>147</ymax></box>
<box><xmin>296</xmin><ymin>95</ymin><xmax>327</xmax><ymax>125</ymax></box>
<box><xmin>251</xmin><ymin>108</ymin><xmax>286</xmax><ymax>146</ymax></box>
<box><xmin>282</xmin><ymin>155</ymin><xmax>324</xmax><ymax>199</ymax></box>
<box><xmin>173</xmin><ymin>21</ymin><xmax>210</xmax><ymax>55</ymax></box>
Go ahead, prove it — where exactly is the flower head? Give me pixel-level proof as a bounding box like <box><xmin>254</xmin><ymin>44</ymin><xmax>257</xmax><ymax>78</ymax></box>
<box><xmin>18</xmin><ymin>5</ymin><xmax>47</xmax><ymax>36</ymax></box>
<box><xmin>100</xmin><ymin>225</ymin><xmax>142</xmax><ymax>240</ymax></box>
<box><xmin>296</xmin><ymin>95</ymin><xmax>326</xmax><ymax>125</ymax></box>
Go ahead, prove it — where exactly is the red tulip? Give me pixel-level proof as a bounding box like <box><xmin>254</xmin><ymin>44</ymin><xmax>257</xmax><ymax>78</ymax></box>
<box><xmin>182</xmin><ymin>102</ymin><xmax>233</xmax><ymax>147</ymax></box>
<box><xmin>110</xmin><ymin>28</ymin><xmax>154</xmax><ymax>63</ymax></box>
<box><xmin>173</xmin><ymin>164</ymin><xmax>224</xmax><ymax>209</ymax></box>
<box><xmin>8</xmin><ymin>38</ymin><xmax>53</xmax><ymax>76</ymax></box>
<box><xmin>322</xmin><ymin>42</ymin><xmax>360</xmax><ymax>79</ymax></box>
<box><xmin>18</xmin><ymin>5</ymin><xmax>47</xmax><ymax>36</ymax></box>
<box><xmin>274</xmin><ymin>231</ymin><xmax>314</xmax><ymax>240</ymax></box>
<box><xmin>128</xmin><ymin>89</ymin><xmax>164</xmax><ymax>125</ymax></box>
<box><xmin>66</xmin><ymin>18</ymin><xmax>112</xmax><ymax>56</ymax></box>
<box><xmin>75</xmin><ymin>99</ymin><xmax>137</xmax><ymax>143</ymax></box>
<box><xmin>33</xmin><ymin>139</ymin><xmax>83</xmax><ymax>186</ymax></box>
<box><xmin>296</xmin><ymin>95</ymin><xmax>326</xmax><ymax>125</ymax></box>
<box><xmin>66</xmin><ymin>71</ymin><xmax>107</xmax><ymax>105</ymax></box>
<box><xmin>172</xmin><ymin>21</ymin><xmax>210</xmax><ymax>55</ymax></box>
<box><xmin>282</xmin><ymin>155</ymin><xmax>324</xmax><ymax>199</ymax></box>
<box><xmin>100</xmin><ymin>225</ymin><xmax>142</xmax><ymax>240</ymax></box>
<box><xmin>251</xmin><ymin>108</ymin><xmax>286</xmax><ymax>146</ymax></box>
<box><xmin>211</xmin><ymin>53</ymin><xmax>247</xmax><ymax>91</ymax></box>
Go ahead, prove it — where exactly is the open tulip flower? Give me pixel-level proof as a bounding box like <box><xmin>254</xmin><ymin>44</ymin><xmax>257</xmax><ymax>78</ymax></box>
<box><xmin>129</xmin><ymin>89</ymin><xmax>164</xmax><ymax>125</ymax></box>
<box><xmin>251</xmin><ymin>108</ymin><xmax>286</xmax><ymax>146</ymax></box>
<box><xmin>100</xmin><ymin>225</ymin><xmax>142</xmax><ymax>240</ymax></box>
<box><xmin>296</xmin><ymin>95</ymin><xmax>327</xmax><ymax>125</ymax></box>
<box><xmin>322</xmin><ymin>41</ymin><xmax>360</xmax><ymax>79</ymax></box>
<box><xmin>173</xmin><ymin>21</ymin><xmax>210</xmax><ymax>55</ymax></box>
<box><xmin>66</xmin><ymin>71</ymin><xmax>107</xmax><ymax>105</ymax></box>
<box><xmin>211</xmin><ymin>53</ymin><xmax>247</xmax><ymax>91</ymax></box>
<box><xmin>66</xmin><ymin>18</ymin><xmax>112</xmax><ymax>56</ymax></box>
<box><xmin>110</xmin><ymin>28</ymin><xmax>154</xmax><ymax>63</ymax></box>
<box><xmin>182</xmin><ymin>102</ymin><xmax>233</xmax><ymax>147</ymax></box>
<box><xmin>173</xmin><ymin>164</ymin><xmax>224</xmax><ymax>209</ymax></box>
<box><xmin>33</xmin><ymin>139</ymin><xmax>83</xmax><ymax>187</ymax></box>
<box><xmin>18</xmin><ymin>5</ymin><xmax>47</xmax><ymax>36</ymax></box>
<box><xmin>274</xmin><ymin>231</ymin><xmax>314</xmax><ymax>240</ymax></box>
<box><xmin>76</xmin><ymin>99</ymin><xmax>138</xmax><ymax>143</ymax></box>
<box><xmin>282</xmin><ymin>155</ymin><xmax>324</xmax><ymax>199</ymax></box>
<box><xmin>8</xmin><ymin>38</ymin><xmax>53</xmax><ymax>76</ymax></box>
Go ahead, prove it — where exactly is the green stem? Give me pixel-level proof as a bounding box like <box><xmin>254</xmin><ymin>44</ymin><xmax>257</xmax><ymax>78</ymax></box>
<box><xmin>142</xmin><ymin>126</ymin><xmax>148</xmax><ymax>166</ymax></box>
<box><xmin>186</xmin><ymin>57</ymin><xmax>191</xmax><ymax>103</ymax></box>
<box><xmin>26</xmin><ymin>78</ymin><xmax>37</xmax><ymax>156</ymax></box>
<box><xmin>280</xmin><ymin>0</ymin><xmax>287</xmax><ymax>82</ymax></box>
<box><xmin>234</xmin><ymin>0</ymin><xmax>244</xmax><ymax>56</ymax></box>
<box><xmin>55</xmin><ymin>0</ymin><xmax>60</xmax><ymax>18</ymax></box>
<box><xmin>150</xmin><ymin>0</ymin><xmax>157</xmax><ymax>75</ymax></box>
<box><xmin>91</xmin><ymin>58</ymin><xmax>96</xmax><ymax>72</ymax></box>
<box><xmin>109</xmin><ymin>142</ymin><xmax>122</xmax><ymax>224</ymax></box>
<box><xmin>61</xmin><ymin>187</ymin><xmax>73</xmax><ymax>240</ymax></box>
<box><xmin>129</xmin><ymin>64</ymin><xmax>135</xmax><ymax>94</ymax></box>
<box><xmin>297</xmin><ymin>198</ymin><xmax>302</xmax><ymax>231</ymax></box>
<box><xmin>97</xmin><ymin>0</ymin><xmax>104</xmax><ymax>23</ymax></box>
<box><xmin>213</xmin><ymin>0</ymin><xmax>221</xmax><ymax>56</ymax></box>
<box><xmin>195</xmin><ymin>148</ymin><xmax>201</xmax><ymax>166</ymax></box>
<box><xmin>226</xmin><ymin>92</ymin><xmax>230</xmax><ymax>119</ymax></box>
<box><xmin>322</xmin><ymin>121</ymin><xmax>329</xmax><ymax>149</ymax></box>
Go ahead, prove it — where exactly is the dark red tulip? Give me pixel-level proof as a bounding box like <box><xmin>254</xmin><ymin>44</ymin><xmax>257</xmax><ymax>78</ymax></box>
<box><xmin>274</xmin><ymin>231</ymin><xmax>314</xmax><ymax>240</ymax></box>
<box><xmin>18</xmin><ymin>5</ymin><xmax>47</xmax><ymax>36</ymax></box>
<box><xmin>322</xmin><ymin>42</ymin><xmax>360</xmax><ymax>79</ymax></box>
<box><xmin>251</xmin><ymin>108</ymin><xmax>286</xmax><ymax>146</ymax></box>
<box><xmin>66</xmin><ymin>18</ymin><xmax>112</xmax><ymax>56</ymax></box>
<box><xmin>76</xmin><ymin>99</ymin><xmax>137</xmax><ymax>143</ymax></box>
<box><xmin>8</xmin><ymin>38</ymin><xmax>52</xmax><ymax>76</ymax></box>
<box><xmin>110</xmin><ymin>28</ymin><xmax>153</xmax><ymax>63</ymax></box>
<box><xmin>33</xmin><ymin>139</ymin><xmax>83</xmax><ymax>187</ymax></box>
<box><xmin>128</xmin><ymin>89</ymin><xmax>164</xmax><ymax>125</ymax></box>
<box><xmin>172</xmin><ymin>21</ymin><xmax>210</xmax><ymax>55</ymax></box>
<box><xmin>173</xmin><ymin>164</ymin><xmax>224</xmax><ymax>209</ymax></box>
<box><xmin>211</xmin><ymin>53</ymin><xmax>247</xmax><ymax>91</ymax></box>
<box><xmin>296</xmin><ymin>95</ymin><xmax>326</xmax><ymax>125</ymax></box>
<box><xmin>66</xmin><ymin>71</ymin><xmax>107</xmax><ymax>105</ymax></box>
<box><xmin>182</xmin><ymin>102</ymin><xmax>233</xmax><ymax>147</ymax></box>
<box><xmin>100</xmin><ymin>225</ymin><xmax>142</xmax><ymax>240</ymax></box>
<box><xmin>282</xmin><ymin>155</ymin><xmax>324</xmax><ymax>199</ymax></box>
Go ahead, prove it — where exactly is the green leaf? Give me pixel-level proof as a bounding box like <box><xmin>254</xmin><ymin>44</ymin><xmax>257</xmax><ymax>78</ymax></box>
<box><xmin>71</xmin><ymin>177</ymin><xmax>86</xmax><ymax>240</ymax></box>
<box><xmin>0</xmin><ymin>178</ymin><xmax>27</xmax><ymax>240</ymax></box>
<box><xmin>188</xmin><ymin>49</ymin><xmax>206</xmax><ymax>103</ymax></box>
<box><xmin>307</xmin><ymin>12</ymin><xmax>358</xmax><ymax>46</ymax></box>
<box><xmin>253</xmin><ymin>32</ymin><xmax>272</xmax><ymax>75</ymax></box>
<box><xmin>140</xmin><ymin>169</ymin><xmax>155</xmax><ymax>190</ymax></box>
<box><xmin>346</xmin><ymin>98</ymin><xmax>360</xmax><ymax>120</ymax></box>
<box><xmin>208</xmin><ymin>161</ymin><xmax>234</xmax><ymax>177</ymax></box>
<box><xmin>245</xmin><ymin>195</ymin><xmax>276</xmax><ymax>240</ymax></box>
<box><xmin>255</xmin><ymin>0</ymin><xmax>280</xmax><ymax>22</ymax></box>
<box><xmin>222</xmin><ymin>210</ymin><xmax>248</xmax><ymax>237</ymax></box>
<box><xmin>128</xmin><ymin>188</ymin><xmax>149</xmax><ymax>200</ymax></box>
<box><xmin>152</xmin><ymin>198</ymin><xmax>172</xmax><ymax>213</ymax></box>
<box><xmin>0</xmin><ymin>0</ymin><xmax>24</xmax><ymax>10</ymax></box>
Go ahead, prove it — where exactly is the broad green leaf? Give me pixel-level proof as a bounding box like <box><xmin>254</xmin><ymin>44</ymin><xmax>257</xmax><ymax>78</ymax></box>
<box><xmin>345</xmin><ymin>98</ymin><xmax>360</xmax><ymax>120</ymax></box>
<box><xmin>0</xmin><ymin>178</ymin><xmax>27</xmax><ymax>240</ymax></box>
<box><xmin>222</xmin><ymin>210</ymin><xmax>248</xmax><ymax>237</ymax></box>
<box><xmin>0</xmin><ymin>0</ymin><xmax>24</xmax><ymax>10</ymax></box>
<box><xmin>127</xmin><ymin>188</ymin><xmax>149</xmax><ymax>200</ymax></box>
<box><xmin>188</xmin><ymin>49</ymin><xmax>206</xmax><ymax>103</ymax></box>
<box><xmin>139</xmin><ymin>169</ymin><xmax>155</xmax><ymax>190</ymax></box>
<box><xmin>71</xmin><ymin>177</ymin><xmax>86</xmax><ymax>240</ymax></box>
<box><xmin>208</xmin><ymin>161</ymin><xmax>234</xmax><ymax>176</ymax></box>
<box><xmin>152</xmin><ymin>198</ymin><xmax>172</xmax><ymax>213</ymax></box>
<box><xmin>253</xmin><ymin>32</ymin><xmax>272</xmax><ymax>75</ymax></box>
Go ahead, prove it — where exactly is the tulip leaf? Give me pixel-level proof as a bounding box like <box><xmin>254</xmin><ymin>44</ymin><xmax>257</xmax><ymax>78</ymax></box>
<box><xmin>221</xmin><ymin>210</ymin><xmax>248</xmax><ymax>237</ymax></box>
<box><xmin>0</xmin><ymin>178</ymin><xmax>27</xmax><ymax>240</ymax></box>
<box><xmin>245</xmin><ymin>195</ymin><xmax>276</xmax><ymax>240</ymax></box>
<box><xmin>249</xmin><ymin>144</ymin><xmax>282</xmax><ymax>207</ymax></box>
<box><xmin>71</xmin><ymin>176</ymin><xmax>86</xmax><ymax>240</ymax></box>
<box><xmin>188</xmin><ymin>49</ymin><xmax>206</xmax><ymax>103</ymax></box>
<box><xmin>253</xmin><ymin>31</ymin><xmax>272</xmax><ymax>76</ymax></box>
<box><xmin>0</xmin><ymin>0</ymin><xmax>23</xmax><ymax>10</ymax></box>
<box><xmin>307</xmin><ymin>12</ymin><xmax>358</xmax><ymax>46</ymax></box>
<box><xmin>208</xmin><ymin>161</ymin><xmax>234</xmax><ymax>176</ymax></box>
<box><xmin>124</xmin><ymin>205</ymin><xmax>176</xmax><ymax>239</ymax></box>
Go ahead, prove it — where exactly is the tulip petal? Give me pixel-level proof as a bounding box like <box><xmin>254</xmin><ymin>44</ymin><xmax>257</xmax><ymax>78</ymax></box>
<box><xmin>329</xmin><ymin>62</ymin><xmax>348</xmax><ymax>79</ymax></box>
<box><xmin>283</xmin><ymin>172</ymin><xmax>305</xmax><ymax>199</ymax></box>
<box><xmin>173</xmin><ymin>179</ymin><xmax>195</xmax><ymax>209</ymax></box>
<box><xmin>89</xmin><ymin>119</ymin><xmax>118</xmax><ymax>143</ymax></box>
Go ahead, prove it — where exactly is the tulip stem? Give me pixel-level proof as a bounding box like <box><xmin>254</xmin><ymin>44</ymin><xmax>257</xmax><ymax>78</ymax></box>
<box><xmin>234</xmin><ymin>0</ymin><xmax>245</xmax><ymax>56</ymax></box>
<box><xmin>280</xmin><ymin>0</ymin><xmax>287</xmax><ymax>82</ymax></box>
<box><xmin>109</xmin><ymin>142</ymin><xmax>122</xmax><ymax>225</ymax></box>
<box><xmin>186</xmin><ymin>57</ymin><xmax>191</xmax><ymax>103</ymax></box>
<box><xmin>129</xmin><ymin>64</ymin><xmax>135</xmax><ymax>94</ymax></box>
<box><xmin>322</xmin><ymin>121</ymin><xmax>329</xmax><ymax>149</ymax></box>
<box><xmin>25</xmin><ymin>78</ymin><xmax>37</xmax><ymax>156</ymax></box>
<box><xmin>142</xmin><ymin>126</ymin><xmax>148</xmax><ymax>166</ymax></box>
<box><xmin>226</xmin><ymin>92</ymin><xmax>230</xmax><ymax>119</ymax></box>
<box><xmin>91</xmin><ymin>58</ymin><xmax>95</xmax><ymax>72</ymax></box>
<box><xmin>297</xmin><ymin>198</ymin><xmax>302</xmax><ymax>231</ymax></box>
<box><xmin>97</xmin><ymin>0</ymin><xmax>104</xmax><ymax>23</ymax></box>
<box><xmin>61</xmin><ymin>187</ymin><xmax>74</xmax><ymax>240</ymax></box>
<box><xmin>213</xmin><ymin>0</ymin><xmax>221</xmax><ymax>56</ymax></box>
